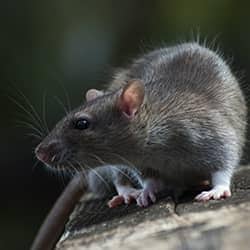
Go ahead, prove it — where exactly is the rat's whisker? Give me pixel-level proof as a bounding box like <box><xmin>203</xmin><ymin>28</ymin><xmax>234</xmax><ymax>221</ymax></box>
<box><xmin>57</xmin><ymin>165</ymin><xmax>67</xmax><ymax>187</ymax></box>
<box><xmin>74</xmin><ymin>160</ymin><xmax>112</xmax><ymax>191</ymax></box>
<box><xmin>42</xmin><ymin>91</ymin><xmax>50</xmax><ymax>134</ymax></box>
<box><xmin>86</xmin><ymin>153</ymin><xmax>107</xmax><ymax>165</ymax></box>
<box><xmin>70</xmin><ymin>159</ymin><xmax>87</xmax><ymax>174</ymax></box>
<box><xmin>51</xmin><ymin>165</ymin><xmax>60</xmax><ymax>184</ymax></box>
<box><xmin>59</xmin><ymin>81</ymin><xmax>71</xmax><ymax>112</ymax></box>
<box><xmin>66</xmin><ymin>161</ymin><xmax>80</xmax><ymax>177</ymax></box>
<box><xmin>26</xmin><ymin>133</ymin><xmax>43</xmax><ymax>140</ymax></box>
<box><xmin>15</xmin><ymin>111</ymin><xmax>46</xmax><ymax>137</ymax></box>
<box><xmin>31</xmin><ymin>160</ymin><xmax>40</xmax><ymax>172</ymax></box>
<box><xmin>61</xmin><ymin>166</ymin><xmax>70</xmax><ymax>187</ymax></box>
<box><xmin>51</xmin><ymin>155</ymin><xmax>57</xmax><ymax>163</ymax></box>
<box><xmin>87</xmin><ymin>152</ymin><xmax>137</xmax><ymax>183</ymax></box>
<box><xmin>51</xmin><ymin>74</ymin><xmax>71</xmax><ymax>112</ymax></box>
<box><xmin>89</xmin><ymin>168</ymin><xmax>112</xmax><ymax>191</ymax></box>
<box><xmin>109</xmin><ymin>165</ymin><xmax>136</xmax><ymax>184</ymax></box>
<box><xmin>109</xmin><ymin>152</ymin><xmax>141</xmax><ymax>175</ymax></box>
<box><xmin>66</xmin><ymin>161</ymin><xmax>76</xmax><ymax>178</ymax></box>
<box><xmin>9</xmin><ymin>86</ymin><xmax>48</xmax><ymax>135</ymax></box>
<box><xmin>15</xmin><ymin>87</ymin><xmax>44</xmax><ymax>127</ymax></box>
<box><xmin>15</xmin><ymin>120</ymin><xmax>44</xmax><ymax>137</ymax></box>
<box><xmin>44</xmin><ymin>163</ymin><xmax>53</xmax><ymax>179</ymax></box>
<box><xmin>8</xmin><ymin>94</ymin><xmax>46</xmax><ymax>135</ymax></box>
<box><xmin>54</xmin><ymin>96</ymin><xmax>69</xmax><ymax>115</ymax></box>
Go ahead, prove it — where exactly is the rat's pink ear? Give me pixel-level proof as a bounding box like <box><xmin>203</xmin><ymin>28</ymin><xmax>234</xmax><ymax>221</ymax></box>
<box><xmin>117</xmin><ymin>79</ymin><xmax>145</xmax><ymax>118</ymax></box>
<box><xmin>85</xmin><ymin>89</ymin><xmax>103</xmax><ymax>101</ymax></box>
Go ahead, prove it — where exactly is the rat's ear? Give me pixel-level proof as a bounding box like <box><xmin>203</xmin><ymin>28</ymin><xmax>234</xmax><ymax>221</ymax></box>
<box><xmin>85</xmin><ymin>89</ymin><xmax>103</xmax><ymax>102</ymax></box>
<box><xmin>117</xmin><ymin>79</ymin><xmax>145</xmax><ymax>118</ymax></box>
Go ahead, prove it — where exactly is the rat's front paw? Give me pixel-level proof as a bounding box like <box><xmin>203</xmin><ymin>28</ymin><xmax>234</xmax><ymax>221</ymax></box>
<box><xmin>195</xmin><ymin>185</ymin><xmax>231</xmax><ymax>202</ymax></box>
<box><xmin>108</xmin><ymin>188</ymin><xmax>157</xmax><ymax>208</ymax></box>
<box><xmin>135</xmin><ymin>178</ymin><xmax>164</xmax><ymax>207</ymax></box>
<box><xmin>108</xmin><ymin>178</ymin><xmax>162</xmax><ymax>208</ymax></box>
<box><xmin>108</xmin><ymin>195</ymin><xmax>127</xmax><ymax>208</ymax></box>
<box><xmin>136</xmin><ymin>188</ymin><xmax>157</xmax><ymax>207</ymax></box>
<box><xmin>108</xmin><ymin>188</ymin><xmax>141</xmax><ymax>208</ymax></box>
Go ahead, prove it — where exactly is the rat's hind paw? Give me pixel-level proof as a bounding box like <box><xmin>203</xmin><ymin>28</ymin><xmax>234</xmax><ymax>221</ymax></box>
<box><xmin>195</xmin><ymin>185</ymin><xmax>231</xmax><ymax>202</ymax></box>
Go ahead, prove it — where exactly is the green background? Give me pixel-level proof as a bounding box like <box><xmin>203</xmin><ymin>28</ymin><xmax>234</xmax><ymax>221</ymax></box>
<box><xmin>0</xmin><ymin>1</ymin><xmax>249</xmax><ymax>249</ymax></box>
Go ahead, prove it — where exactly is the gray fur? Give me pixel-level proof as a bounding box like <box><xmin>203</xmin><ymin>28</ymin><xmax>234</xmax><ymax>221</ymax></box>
<box><xmin>37</xmin><ymin>42</ymin><xmax>247</xmax><ymax>191</ymax></box>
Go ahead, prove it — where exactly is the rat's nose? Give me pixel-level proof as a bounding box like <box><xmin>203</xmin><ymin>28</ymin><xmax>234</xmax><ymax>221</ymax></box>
<box><xmin>35</xmin><ymin>141</ymin><xmax>61</xmax><ymax>164</ymax></box>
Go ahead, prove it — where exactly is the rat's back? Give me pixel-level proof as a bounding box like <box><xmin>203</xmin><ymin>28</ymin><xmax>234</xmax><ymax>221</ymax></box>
<box><xmin>110</xmin><ymin>42</ymin><xmax>247</xmax><ymax>187</ymax></box>
<box><xmin>113</xmin><ymin>43</ymin><xmax>245</xmax><ymax>121</ymax></box>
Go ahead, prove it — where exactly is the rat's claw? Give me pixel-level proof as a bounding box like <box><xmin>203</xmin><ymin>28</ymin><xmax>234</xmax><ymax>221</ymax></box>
<box><xmin>108</xmin><ymin>188</ymin><xmax>141</xmax><ymax>208</ymax></box>
<box><xmin>149</xmin><ymin>191</ymin><xmax>156</xmax><ymax>203</ymax></box>
<box><xmin>124</xmin><ymin>194</ymin><xmax>134</xmax><ymax>204</ymax></box>
<box><xmin>136</xmin><ymin>194</ymin><xmax>148</xmax><ymax>207</ymax></box>
<box><xmin>108</xmin><ymin>195</ymin><xmax>125</xmax><ymax>208</ymax></box>
<box><xmin>108</xmin><ymin>180</ymin><xmax>160</xmax><ymax>208</ymax></box>
<box><xmin>136</xmin><ymin>189</ymin><xmax>157</xmax><ymax>207</ymax></box>
<box><xmin>195</xmin><ymin>186</ymin><xmax>231</xmax><ymax>202</ymax></box>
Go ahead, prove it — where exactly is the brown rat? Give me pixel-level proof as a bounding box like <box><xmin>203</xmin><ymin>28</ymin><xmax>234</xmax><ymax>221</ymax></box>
<box><xmin>32</xmin><ymin>42</ymin><xmax>247</xmax><ymax>249</ymax></box>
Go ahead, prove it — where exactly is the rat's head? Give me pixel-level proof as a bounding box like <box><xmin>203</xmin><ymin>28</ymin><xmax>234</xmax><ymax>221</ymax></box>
<box><xmin>35</xmin><ymin>80</ymin><xmax>145</xmax><ymax>172</ymax></box>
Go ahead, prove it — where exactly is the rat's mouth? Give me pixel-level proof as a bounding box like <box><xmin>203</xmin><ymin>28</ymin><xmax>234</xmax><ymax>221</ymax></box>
<box><xmin>35</xmin><ymin>141</ymin><xmax>72</xmax><ymax>168</ymax></box>
<box><xmin>36</xmin><ymin>152</ymin><xmax>67</xmax><ymax>167</ymax></box>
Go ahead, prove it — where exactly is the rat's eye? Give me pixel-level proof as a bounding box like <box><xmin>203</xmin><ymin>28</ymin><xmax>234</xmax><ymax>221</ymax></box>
<box><xmin>74</xmin><ymin>118</ymin><xmax>90</xmax><ymax>130</ymax></box>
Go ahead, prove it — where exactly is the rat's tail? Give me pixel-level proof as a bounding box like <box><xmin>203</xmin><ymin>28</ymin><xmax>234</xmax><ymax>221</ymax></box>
<box><xmin>30</xmin><ymin>174</ymin><xmax>86</xmax><ymax>250</ymax></box>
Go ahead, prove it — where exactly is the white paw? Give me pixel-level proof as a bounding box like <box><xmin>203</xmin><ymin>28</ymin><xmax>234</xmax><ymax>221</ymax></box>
<box><xmin>108</xmin><ymin>178</ymin><xmax>162</xmax><ymax>208</ymax></box>
<box><xmin>195</xmin><ymin>186</ymin><xmax>231</xmax><ymax>202</ymax></box>
<box><xmin>108</xmin><ymin>188</ymin><xmax>157</xmax><ymax>208</ymax></box>
<box><xmin>136</xmin><ymin>188</ymin><xmax>157</xmax><ymax>207</ymax></box>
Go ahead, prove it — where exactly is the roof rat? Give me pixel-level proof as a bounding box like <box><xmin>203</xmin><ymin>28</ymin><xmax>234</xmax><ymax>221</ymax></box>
<box><xmin>32</xmin><ymin>42</ymin><xmax>247</xmax><ymax>249</ymax></box>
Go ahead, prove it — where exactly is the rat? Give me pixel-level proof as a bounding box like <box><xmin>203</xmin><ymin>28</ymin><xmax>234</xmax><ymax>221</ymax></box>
<box><xmin>31</xmin><ymin>42</ymin><xmax>247</xmax><ymax>249</ymax></box>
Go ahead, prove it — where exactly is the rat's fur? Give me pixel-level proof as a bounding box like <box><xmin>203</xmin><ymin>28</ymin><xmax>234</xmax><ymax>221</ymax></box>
<box><xmin>37</xmin><ymin>42</ymin><xmax>247</xmax><ymax>197</ymax></box>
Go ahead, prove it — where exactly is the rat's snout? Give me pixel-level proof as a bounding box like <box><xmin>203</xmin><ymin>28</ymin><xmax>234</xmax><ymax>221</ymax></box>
<box><xmin>35</xmin><ymin>140</ymin><xmax>62</xmax><ymax>165</ymax></box>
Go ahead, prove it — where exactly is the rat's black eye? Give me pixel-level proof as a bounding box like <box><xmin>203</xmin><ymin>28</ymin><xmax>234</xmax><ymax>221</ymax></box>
<box><xmin>74</xmin><ymin>118</ymin><xmax>90</xmax><ymax>130</ymax></box>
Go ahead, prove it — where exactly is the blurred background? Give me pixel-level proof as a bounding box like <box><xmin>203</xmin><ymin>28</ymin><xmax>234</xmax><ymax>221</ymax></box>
<box><xmin>1</xmin><ymin>0</ymin><xmax>250</xmax><ymax>249</ymax></box>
